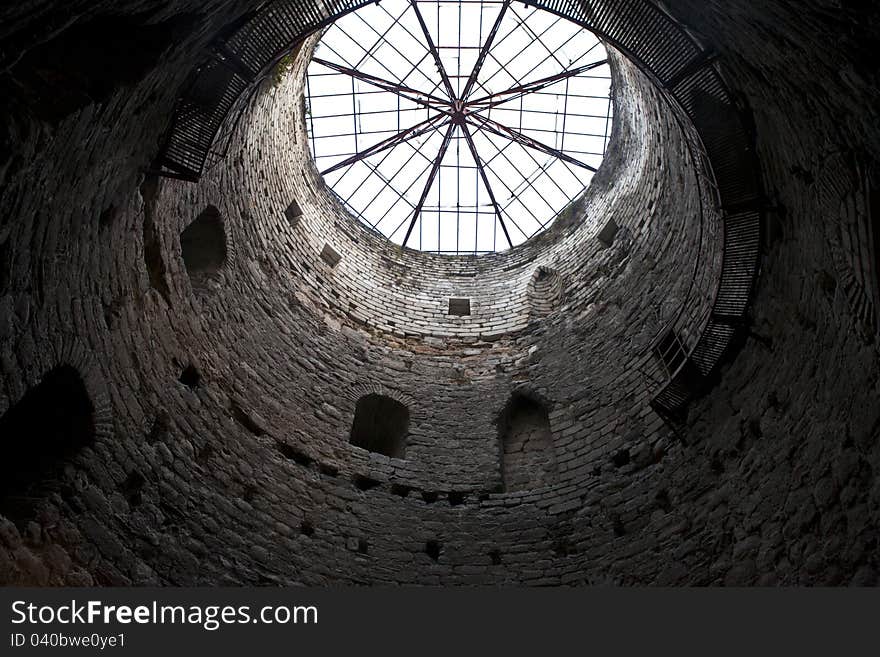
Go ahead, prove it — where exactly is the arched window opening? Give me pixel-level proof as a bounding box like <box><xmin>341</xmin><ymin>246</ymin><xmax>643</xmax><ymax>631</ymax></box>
<box><xmin>350</xmin><ymin>394</ymin><xmax>409</xmax><ymax>458</ymax></box>
<box><xmin>180</xmin><ymin>205</ymin><xmax>227</xmax><ymax>290</ymax></box>
<box><xmin>498</xmin><ymin>394</ymin><xmax>557</xmax><ymax>492</ymax></box>
<box><xmin>528</xmin><ymin>267</ymin><xmax>564</xmax><ymax>318</ymax></box>
<box><xmin>0</xmin><ymin>366</ymin><xmax>95</xmax><ymax>528</ymax></box>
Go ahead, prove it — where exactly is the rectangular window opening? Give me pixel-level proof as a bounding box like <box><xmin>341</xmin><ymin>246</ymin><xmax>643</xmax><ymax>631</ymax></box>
<box><xmin>285</xmin><ymin>199</ymin><xmax>303</xmax><ymax>227</ymax></box>
<box><xmin>320</xmin><ymin>244</ymin><xmax>341</xmax><ymax>268</ymax></box>
<box><xmin>448</xmin><ymin>297</ymin><xmax>471</xmax><ymax>316</ymax></box>
<box><xmin>597</xmin><ymin>218</ymin><xmax>620</xmax><ymax>248</ymax></box>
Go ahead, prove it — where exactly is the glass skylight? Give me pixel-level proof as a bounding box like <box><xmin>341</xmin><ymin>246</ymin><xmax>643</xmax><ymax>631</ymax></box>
<box><xmin>305</xmin><ymin>0</ymin><xmax>613</xmax><ymax>254</ymax></box>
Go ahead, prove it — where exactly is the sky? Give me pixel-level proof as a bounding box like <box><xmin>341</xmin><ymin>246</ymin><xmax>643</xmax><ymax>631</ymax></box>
<box><xmin>305</xmin><ymin>0</ymin><xmax>613</xmax><ymax>254</ymax></box>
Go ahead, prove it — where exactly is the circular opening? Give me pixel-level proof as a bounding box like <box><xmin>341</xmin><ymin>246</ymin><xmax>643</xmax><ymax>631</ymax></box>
<box><xmin>305</xmin><ymin>0</ymin><xmax>614</xmax><ymax>255</ymax></box>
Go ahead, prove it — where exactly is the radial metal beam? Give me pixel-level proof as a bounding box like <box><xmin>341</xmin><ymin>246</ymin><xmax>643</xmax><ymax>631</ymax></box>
<box><xmin>468</xmin><ymin>113</ymin><xmax>597</xmax><ymax>172</ymax></box>
<box><xmin>466</xmin><ymin>120</ymin><xmax>552</xmax><ymax>237</ymax></box>
<box><xmin>409</xmin><ymin>0</ymin><xmax>456</xmax><ymax>100</ymax></box>
<box><xmin>461</xmin><ymin>0</ymin><xmax>511</xmax><ymax>100</ymax></box>
<box><xmin>307</xmin><ymin>1</ymin><xmax>612</xmax><ymax>254</ymax></box>
<box><xmin>312</xmin><ymin>57</ymin><xmax>450</xmax><ymax>108</ymax></box>
<box><xmin>321</xmin><ymin>114</ymin><xmax>450</xmax><ymax>175</ymax></box>
<box><xmin>468</xmin><ymin>59</ymin><xmax>608</xmax><ymax>109</ymax></box>
<box><xmin>402</xmin><ymin>122</ymin><xmax>458</xmax><ymax>247</ymax></box>
<box><xmin>459</xmin><ymin>122</ymin><xmax>513</xmax><ymax>248</ymax></box>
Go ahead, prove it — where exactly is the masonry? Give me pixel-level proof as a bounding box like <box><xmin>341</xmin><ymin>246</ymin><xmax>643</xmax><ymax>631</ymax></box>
<box><xmin>0</xmin><ymin>0</ymin><xmax>878</xmax><ymax>586</ymax></box>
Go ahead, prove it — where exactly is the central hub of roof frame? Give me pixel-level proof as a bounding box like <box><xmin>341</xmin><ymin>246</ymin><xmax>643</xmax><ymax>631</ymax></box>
<box><xmin>305</xmin><ymin>0</ymin><xmax>615</xmax><ymax>254</ymax></box>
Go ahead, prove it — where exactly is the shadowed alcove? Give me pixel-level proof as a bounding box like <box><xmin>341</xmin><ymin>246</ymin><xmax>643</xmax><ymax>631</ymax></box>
<box><xmin>0</xmin><ymin>366</ymin><xmax>95</xmax><ymax>529</ymax></box>
<box><xmin>350</xmin><ymin>394</ymin><xmax>410</xmax><ymax>458</ymax></box>
<box><xmin>180</xmin><ymin>205</ymin><xmax>227</xmax><ymax>291</ymax></box>
<box><xmin>497</xmin><ymin>395</ymin><xmax>558</xmax><ymax>492</ymax></box>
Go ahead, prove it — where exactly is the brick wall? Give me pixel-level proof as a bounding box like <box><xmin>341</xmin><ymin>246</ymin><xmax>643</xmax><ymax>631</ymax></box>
<box><xmin>0</xmin><ymin>0</ymin><xmax>877</xmax><ymax>585</ymax></box>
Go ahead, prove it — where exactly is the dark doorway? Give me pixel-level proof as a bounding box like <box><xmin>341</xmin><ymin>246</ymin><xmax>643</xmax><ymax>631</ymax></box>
<box><xmin>180</xmin><ymin>205</ymin><xmax>227</xmax><ymax>288</ymax></box>
<box><xmin>0</xmin><ymin>366</ymin><xmax>95</xmax><ymax>528</ymax></box>
<box><xmin>350</xmin><ymin>394</ymin><xmax>409</xmax><ymax>458</ymax></box>
<box><xmin>498</xmin><ymin>394</ymin><xmax>557</xmax><ymax>492</ymax></box>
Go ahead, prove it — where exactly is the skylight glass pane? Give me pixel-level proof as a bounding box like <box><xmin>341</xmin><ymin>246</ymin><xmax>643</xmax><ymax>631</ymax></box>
<box><xmin>305</xmin><ymin>0</ymin><xmax>614</xmax><ymax>255</ymax></box>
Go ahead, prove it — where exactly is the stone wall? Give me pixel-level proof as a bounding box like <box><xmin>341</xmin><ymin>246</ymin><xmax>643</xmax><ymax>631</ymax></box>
<box><xmin>0</xmin><ymin>0</ymin><xmax>877</xmax><ymax>586</ymax></box>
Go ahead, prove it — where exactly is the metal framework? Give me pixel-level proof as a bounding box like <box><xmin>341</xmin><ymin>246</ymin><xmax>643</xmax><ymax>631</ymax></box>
<box><xmin>305</xmin><ymin>0</ymin><xmax>613</xmax><ymax>254</ymax></box>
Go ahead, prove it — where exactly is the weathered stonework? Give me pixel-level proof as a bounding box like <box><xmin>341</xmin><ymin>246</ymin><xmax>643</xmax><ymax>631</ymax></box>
<box><xmin>0</xmin><ymin>0</ymin><xmax>877</xmax><ymax>586</ymax></box>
